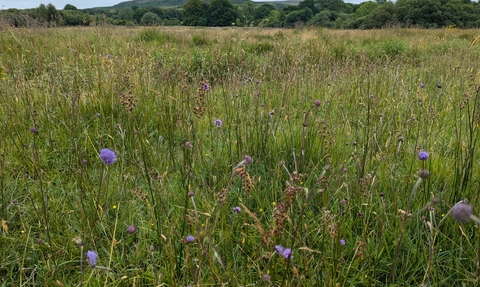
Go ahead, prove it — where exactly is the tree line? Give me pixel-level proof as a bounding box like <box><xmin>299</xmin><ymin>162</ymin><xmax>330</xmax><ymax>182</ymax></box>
<box><xmin>2</xmin><ymin>0</ymin><xmax>480</xmax><ymax>29</ymax></box>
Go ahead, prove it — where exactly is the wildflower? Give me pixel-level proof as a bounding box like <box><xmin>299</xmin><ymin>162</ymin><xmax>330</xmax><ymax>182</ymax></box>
<box><xmin>314</xmin><ymin>100</ymin><xmax>321</xmax><ymax>107</ymax></box>
<box><xmin>86</xmin><ymin>250</ymin><xmax>98</xmax><ymax>268</ymax></box>
<box><xmin>185</xmin><ymin>141</ymin><xmax>192</xmax><ymax>148</ymax></box>
<box><xmin>243</xmin><ymin>155</ymin><xmax>252</xmax><ymax>165</ymax></box>
<box><xmin>188</xmin><ymin>191</ymin><xmax>195</xmax><ymax>197</ymax></box>
<box><xmin>214</xmin><ymin>119</ymin><xmax>223</xmax><ymax>127</ymax></box>
<box><xmin>282</xmin><ymin>248</ymin><xmax>293</xmax><ymax>260</ymax></box>
<box><xmin>202</xmin><ymin>83</ymin><xmax>210</xmax><ymax>91</ymax></box>
<box><xmin>451</xmin><ymin>202</ymin><xmax>472</xmax><ymax>223</ymax></box>
<box><xmin>127</xmin><ymin>225</ymin><xmax>136</xmax><ymax>234</ymax></box>
<box><xmin>418</xmin><ymin>150</ymin><xmax>429</xmax><ymax>161</ymax></box>
<box><xmin>420</xmin><ymin>83</ymin><xmax>426</xmax><ymax>88</ymax></box>
<box><xmin>30</xmin><ymin>127</ymin><xmax>38</xmax><ymax>134</ymax></box>
<box><xmin>275</xmin><ymin>245</ymin><xmax>293</xmax><ymax>260</ymax></box>
<box><xmin>340</xmin><ymin>239</ymin><xmax>346</xmax><ymax>245</ymax></box>
<box><xmin>100</xmin><ymin>148</ymin><xmax>117</xmax><ymax>165</ymax></box>
<box><xmin>262</xmin><ymin>274</ymin><xmax>271</xmax><ymax>282</ymax></box>
<box><xmin>274</xmin><ymin>245</ymin><xmax>284</xmax><ymax>255</ymax></box>
<box><xmin>107</xmin><ymin>54</ymin><xmax>111</xmax><ymax>59</ymax></box>
<box><xmin>82</xmin><ymin>159</ymin><xmax>88</xmax><ymax>165</ymax></box>
<box><xmin>233</xmin><ymin>206</ymin><xmax>241</xmax><ymax>213</ymax></box>
<box><xmin>339</xmin><ymin>199</ymin><xmax>346</xmax><ymax>205</ymax></box>
<box><xmin>186</xmin><ymin>235</ymin><xmax>195</xmax><ymax>243</ymax></box>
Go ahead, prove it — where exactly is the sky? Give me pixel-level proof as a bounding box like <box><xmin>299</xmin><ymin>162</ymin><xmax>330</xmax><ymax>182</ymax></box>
<box><xmin>1</xmin><ymin>0</ymin><xmax>365</xmax><ymax>10</ymax></box>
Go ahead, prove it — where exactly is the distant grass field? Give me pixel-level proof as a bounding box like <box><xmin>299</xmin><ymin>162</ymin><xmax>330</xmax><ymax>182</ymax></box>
<box><xmin>1</xmin><ymin>25</ymin><xmax>480</xmax><ymax>286</ymax></box>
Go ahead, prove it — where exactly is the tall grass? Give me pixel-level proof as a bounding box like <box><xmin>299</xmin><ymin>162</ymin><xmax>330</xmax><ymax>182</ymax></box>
<box><xmin>0</xmin><ymin>25</ymin><xmax>480</xmax><ymax>286</ymax></box>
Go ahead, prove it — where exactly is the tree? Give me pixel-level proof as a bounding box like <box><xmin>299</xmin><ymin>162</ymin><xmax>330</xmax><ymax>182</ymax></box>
<box><xmin>140</xmin><ymin>12</ymin><xmax>161</xmax><ymax>25</ymax></box>
<box><xmin>183</xmin><ymin>0</ymin><xmax>208</xmax><ymax>26</ymax></box>
<box><xmin>36</xmin><ymin>3</ymin><xmax>59</xmax><ymax>24</ymax></box>
<box><xmin>60</xmin><ymin>10</ymin><xmax>92</xmax><ymax>25</ymax></box>
<box><xmin>207</xmin><ymin>0</ymin><xmax>237</xmax><ymax>26</ymax></box>
<box><xmin>133</xmin><ymin>7</ymin><xmax>149</xmax><ymax>24</ymax></box>
<box><xmin>354</xmin><ymin>1</ymin><xmax>379</xmax><ymax>19</ymax></box>
<box><xmin>396</xmin><ymin>0</ymin><xmax>443</xmax><ymax>27</ymax></box>
<box><xmin>299</xmin><ymin>0</ymin><xmax>319</xmax><ymax>14</ymax></box>
<box><xmin>236</xmin><ymin>1</ymin><xmax>255</xmax><ymax>26</ymax></box>
<box><xmin>118</xmin><ymin>7</ymin><xmax>134</xmax><ymax>21</ymax></box>
<box><xmin>285</xmin><ymin>7</ymin><xmax>312</xmax><ymax>26</ymax></box>
<box><xmin>254</xmin><ymin>4</ymin><xmax>276</xmax><ymax>22</ymax></box>
<box><xmin>63</xmin><ymin>4</ymin><xmax>77</xmax><ymax>10</ymax></box>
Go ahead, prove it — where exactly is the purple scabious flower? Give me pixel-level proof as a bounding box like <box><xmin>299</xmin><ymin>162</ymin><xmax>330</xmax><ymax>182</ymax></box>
<box><xmin>282</xmin><ymin>248</ymin><xmax>293</xmax><ymax>260</ymax></box>
<box><xmin>420</xmin><ymin>83</ymin><xmax>426</xmax><ymax>88</ymax></box>
<box><xmin>451</xmin><ymin>202</ymin><xmax>472</xmax><ymax>223</ymax></box>
<box><xmin>186</xmin><ymin>235</ymin><xmax>195</xmax><ymax>243</ymax></box>
<box><xmin>214</xmin><ymin>119</ymin><xmax>223</xmax><ymax>127</ymax></box>
<box><xmin>340</xmin><ymin>239</ymin><xmax>346</xmax><ymax>246</ymax></box>
<box><xmin>243</xmin><ymin>155</ymin><xmax>252</xmax><ymax>165</ymax></box>
<box><xmin>262</xmin><ymin>274</ymin><xmax>271</xmax><ymax>282</ymax></box>
<box><xmin>202</xmin><ymin>83</ymin><xmax>210</xmax><ymax>91</ymax></box>
<box><xmin>30</xmin><ymin>127</ymin><xmax>38</xmax><ymax>134</ymax></box>
<box><xmin>185</xmin><ymin>141</ymin><xmax>192</xmax><ymax>148</ymax></box>
<box><xmin>86</xmin><ymin>250</ymin><xmax>98</xmax><ymax>268</ymax></box>
<box><xmin>100</xmin><ymin>148</ymin><xmax>117</xmax><ymax>165</ymax></box>
<box><xmin>233</xmin><ymin>206</ymin><xmax>241</xmax><ymax>213</ymax></box>
<box><xmin>274</xmin><ymin>245</ymin><xmax>284</xmax><ymax>255</ymax></box>
<box><xmin>418</xmin><ymin>150</ymin><xmax>429</xmax><ymax>161</ymax></box>
<box><xmin>314</xmin><ymin>100</ymin><xmax>321</xmax><ymax>107</ymax></box>
<box><xmin>127</xmin><ymin>225</ymin><xmax>136</xmax><ymax>234</ymax></box>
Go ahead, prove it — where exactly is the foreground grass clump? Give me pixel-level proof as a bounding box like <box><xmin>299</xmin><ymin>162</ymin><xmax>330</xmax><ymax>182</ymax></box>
<box><xmin>1</xmin><ymin>25</ymin><xmax>480</xmax><ymax>286</ymax></box>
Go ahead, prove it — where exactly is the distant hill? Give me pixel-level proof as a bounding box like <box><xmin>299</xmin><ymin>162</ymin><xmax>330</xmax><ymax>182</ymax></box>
<box><xmin>95</xmin><ymin>0</ymin><xmax>299</xmax><ymax>9</ymax></box>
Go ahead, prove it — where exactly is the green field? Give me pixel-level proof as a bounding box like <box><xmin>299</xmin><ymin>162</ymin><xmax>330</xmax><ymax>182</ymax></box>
<box><xmin>1</xmin><ymin>25</ymin><xmax>480</xmax><ymax>286</ymax></box>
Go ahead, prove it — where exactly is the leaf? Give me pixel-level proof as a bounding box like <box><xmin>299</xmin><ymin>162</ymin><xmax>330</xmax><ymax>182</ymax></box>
<box><xmin>1</xmin><ymin>219</ymin><xmax>7</xmax><ymax>234</ymax></box>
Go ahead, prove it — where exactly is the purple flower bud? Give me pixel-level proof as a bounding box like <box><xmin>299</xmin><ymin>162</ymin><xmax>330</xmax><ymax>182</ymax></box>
<box><xmin>233</xmin><ymin>206</ymin><xmax>241</xmax><ymax>213</ymax></box>
<box><xmin>186</xmin><ymin>235</ymin><xmax>194</xmax><ymax>243</ymax></box>
<box><xmin>86</xmin><ymin>250</ymin><xmax>98</xmax><ymax>268</ymax></box>
<box><xmin>100</xmin><ymin>148</ymin><xmax>117</xmax><ymax>165</ymax></box>
<box><xmin>451</xmin><ymin>202</ymin><xmax>472</xmax><ymax>223</ymax></box>
<box><xmin>30</xmin><ymin>127</ymin><xmax>38</xmax><ymax>134</ymax></box>
<box><xmin>185</xmin><ymin>141</ymin><xmax>192</xmax><ymax>148</ymax></box>
<box><xmin>202</xmin><ymin>83</ymin><xmax>210</xmax><ymax>91</ymax></box>
<box><xmin>340</xmin><ymin>239</ymin><xmax>346</xmax><ymax>245</ymax></box>
<box><xmin>420</xmin><ymin>83</ymin><xmax>426</xmax><ymax>88</ymax></box>
<box><xmin>314</xmin><ymin>100</ymin><xmax>321</xmax><ymax>107</ymax></box>
<box><xmin>243</xmin><ymin>155</ymin><xmax>252</xmax><ymax>165</ymax></box>
<box><xmin>262</xmin><ymin>274</ymin><xmax>271</xmax><ymax>282</ymax></box>
<box><xmin>127</xmin><ymin>225</ymin><xmax>136</xmax><ymax>234</ymax></box>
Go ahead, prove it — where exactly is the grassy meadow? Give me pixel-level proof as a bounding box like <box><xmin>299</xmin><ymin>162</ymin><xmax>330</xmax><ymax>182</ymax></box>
<box><xmin>1</xmin><ymin>25</ymin><xmax>480</xmax><ymax>286</ymax></box>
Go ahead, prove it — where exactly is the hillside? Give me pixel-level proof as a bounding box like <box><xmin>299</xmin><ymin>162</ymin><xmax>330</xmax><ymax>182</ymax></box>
<box><xmin>102</xmin><ymin>0</ymin><xmax>299</xmax><ymax>8</ymax></box>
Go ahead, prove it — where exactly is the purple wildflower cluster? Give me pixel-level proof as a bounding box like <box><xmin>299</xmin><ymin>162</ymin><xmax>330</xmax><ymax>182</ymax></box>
<box><xmin>418</xmin><ymin>150</ymin><xmax>429</xmax><ymax>161</ymax></box>
<box><xmin>100</xmin><ymin>148</ymin><xmax>117</xmax><ymax>165</ymax></box>
<box><xmin>86</xmin><ymin>250</ymin><xmax>98</xmax><ymax>268</ymax></box>
<box><xmin>214</xmin><ymin>118</ymin><xmax>223</xmax><ymax>127</ymax></box>
<box><xmin>275</xmin><ymin>245</ymin><xmax>293</xmax><ymax>260</ymax></box>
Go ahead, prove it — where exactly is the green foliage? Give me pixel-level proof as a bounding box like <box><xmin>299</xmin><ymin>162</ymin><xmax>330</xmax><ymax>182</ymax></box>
<box><xmin>207</xmin><ymin>0</ymin><xmax>237</xmax><ymax>26</ymax></box>
<box><xmin>133</xmin><ymin>7</ymin><xmax>149</xmax><ymax>23</ymax></box>
<box><xmin>63</xmin><ymin>4</ymin><xmax>77</xmax><ymax>10</ymax></box>
<box><xmin>118</xmin><ymin>7</ymin><xmax>134</xmax><ymax>21</ymax></box>
<box><xmin>140</xmin><ymin>12</ymin><xmax>162</xmax><ymax>25</ymax></box>
<box><xmin>60</xmin><ymin>10</ymin><xmax>92</xmax><ymax>26</ymax></box>
<box><xmin>285</xmin><ymin>7</ymin><xmax>312</xmax><ymax>27</ymax></box>
<box><xmin>183</xmin><ymin>0</ymin><xmax>208</xmax><ymax>26</ymax></box>
<box><xmin>2</xmin><ymin>26</ymin><xmax>480</xmax><ymax>287</ymax></box>
<box><xmin>192</xmin><ymin>34</ymin><xmax>208</xmax><ymax>46</ymax></box>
